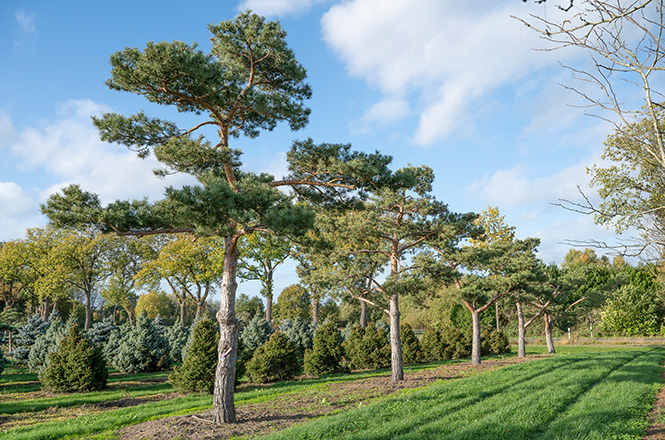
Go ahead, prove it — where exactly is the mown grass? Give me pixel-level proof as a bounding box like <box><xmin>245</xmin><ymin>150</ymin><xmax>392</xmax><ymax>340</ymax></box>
<box><xmin>0</xmin><ymin>347</ymin><xmax>662</xmax><ymax>440</ymax></box>
<box><xmin>254</xmin><ymin>348</ymin><xmax>665</xmax><ymax>440</ymax></box>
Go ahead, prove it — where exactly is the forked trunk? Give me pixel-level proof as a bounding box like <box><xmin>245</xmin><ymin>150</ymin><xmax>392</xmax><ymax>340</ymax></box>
<box><xmin>471</xmin><ymin>309</ymin><xmax>482</xmax><ymax>365</ymax></box>
<box><xmin>213</xmin><ymin>235</ymin><xmax>240</xmax><ymax>424</ymax></box>
<box><xmin>389</xmin><ymin>292</ymin><xmax>404</xmax><ymax>381</ymax></box>
<box><xmin>360</xmin><ymin>300</ymin><xmax>367</xmax><ymax>328</ymax></box>
<box><xmin>544</xmin><ymin>313</ymin><xmax>556</xmax><ymax>354</ymax></box>
<box><xmin>516</xmin><ymin>300</ymin><xmax>526</xmax><ymax>358</ymax></box>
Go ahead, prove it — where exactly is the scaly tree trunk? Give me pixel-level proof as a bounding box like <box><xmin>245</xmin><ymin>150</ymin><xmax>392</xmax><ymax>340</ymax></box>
<box><xmin>544</xmin><ymin>313</ymin><xmax>556</xmax><ymax>354</ymax></box>
<box><xmin>360</xmin><ymin>300</ymin><xmax>367</xmax><ymax>328</ymax></box>
<box><xmin>516</xmin><ymin>300</ymin><xmax>526</xmax><ymax>358</ymax></box>
<box><xmin>212</xmin><ymin>234</ymin><xmax>240</xmax><ymax>424</ymax></box>
<box><xmin>495</xmin><ymin>302</ymin><xmax>500</xmax><ymax>331</ymax></box>
<box><xmin>265</xmin><ymin>294</ymin><xmax>273</xmax><ymax>324</ymax></box>
<box><xmin>389</xmin><ymin>292</ymin><xmax>404</xmax><ymax>381</ymax></box>
<box><xmin>84</xmin><ymin>288</ymin><xmax>92</xmax><ymax>330</ymax></box>
<box><xmin>311</xmin><ymin>295</ymin><xmax>319</xmax><ymax>326</ymax></box>
<box><xmin>471</xmin><ymin>308</ymin><xmax>482</xmax><ymax>365</ymax></box>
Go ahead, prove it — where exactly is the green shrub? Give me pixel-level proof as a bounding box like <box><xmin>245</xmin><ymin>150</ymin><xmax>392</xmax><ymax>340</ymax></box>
<box><xmin>342</xmin><ymin>324</ymin><xmax>365</xmax><ymax>369</ymax></box>
<box><xmin>357</xmin><ymin>324</ymin><xmax>391</xmax><ymax>370</ymax></box>
<box><xmin>400</xmin><ymin>323</ymin><xmax>422</xmax><ymax>364</ymax></box>
<box><xmin>240</xmin><ymin>315</ymin><xmax>274</xmax><ymax>355</ymax></box>
<box><xmin>420</xmin><ymin>327</ymin><xmax>445</xmax><ymax>361</ymax></box>
<box><xmin>247</xmin><ymin>332</ymin><xmax>301</xmax><ymax>383</ymax></box>
<box><xmin>304</xmin><ymin>321</ymin><xmax>348</xmax><ymax>377</ymax></box>
<box><xmin>28</xmin><ymin>312</ymin><xmax>74</xmax><ymax>373</ymax></box>
<box><xmin>113</xmin><ymin>311</ymin><xmax>171</xmax><ymax>373</ymax></box>
<box><xmin>170</xmin><ymin>319</ymin><xmax>219</xmax><ymax>394</ymax></box>
<box><xmin>86</xmin><ymin>317</ymin><xmax>117</xmax><ymax>347</ymax></box>
<box><xmin>441</xmin><ymin>325</ymin><xmax>471</xmax><ymax>359</ymax></box>
<box><xmin>41</xmin><ymin>323</ymin><xmax>107</xmax><ymax>392</ymax></box>
<box><xmin>482</xmin><ymin>330</ymin><xmax>511</xmax><ymax>355</ymax></box>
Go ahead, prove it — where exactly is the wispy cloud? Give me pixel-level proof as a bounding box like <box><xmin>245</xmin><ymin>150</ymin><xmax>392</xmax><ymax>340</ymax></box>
<box><xmin>321</xmin><ymin>0</ymin><xmax>582</xmax><ymax>146</ymax></box>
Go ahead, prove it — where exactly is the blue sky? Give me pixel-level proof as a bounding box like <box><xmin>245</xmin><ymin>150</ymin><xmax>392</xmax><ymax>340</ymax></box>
<box><xmin>0</xmin><ymin>1</ymin><xmax>636</xmax><ymax>297</ymax></box>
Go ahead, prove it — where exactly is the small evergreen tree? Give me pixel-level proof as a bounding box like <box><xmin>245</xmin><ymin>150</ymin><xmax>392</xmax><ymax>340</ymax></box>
<box><xmin>113</xmin><ymin>311</ymin><xmax>171</xmax><ymax>373</ymax></box>
<box><xmin>86</xmin><ymin>317</ymin><xmax>117</xmax><ymax>347</ymax></box>
<box><xmin>28</xmin><ymin>311</ymin><xmax>71</xmax><ymax>373</ymax></box>
<box><xmin>170</xmin><ymin>319</ymin><xmax>219</xmax><ymax>393</ymax></box>
<box><xmin>304</xmin><ymin>321</ymin><xmax>347</xmax><ymax>377</ymax></box>
<box><xmin>247</xmin><ymin>332</ymin><xmax>301</xmax><ymax>383</ymax></box>
<box><xmin>41</xmin><ymin>324</ymin><xmax>108</xmax><ymax>392</ymax></box>
<box><xmin>102</xmin><ymin>323</ymin><xmax>127</xmax><ymax>364</ymax></box>
<box><xmin>239</xmin><ymin>315</ymin><xmax>274</xmax><ymax>354</ymax></box>
<box><xmin>358</xmin><ymin>324</ymin><xmax>391</xmax><ymax>370</ymax></box>
<box><xmin>400</xmin><ymin>323</ymin><xmax>422</xmax><ymax>364</ymax></box>
<box><xmin>279</xmin><ymin>317</ymin><xmax>313</xmax><ymax>357</ymax></box>
<box><xmin>11</xmin><ymin>314</ymin><xmax>48</xmax><ymax>363</ymax></box>
<box><xmin>482</xmin><ymin>330</ymin><xmax>511</xmax><ymax>355</ymax></box>
<box><xmin>165</xmin><ymin>319</ymin><xmax>190</xmax><ymax>364</ymax></box>
<box><xmin>420</xmin><ymin>327</ymin><xmax>445</xmax><ymax>361</ymax></box>
<box><xmin>441</xmin><ymin>325</ymin><xmax>471</xmax><ymax>360</ymax></box>
<box><xmin>342</xmin><ymin>324</ymin><xmax>365</xmax><ymax>369</ymax></box>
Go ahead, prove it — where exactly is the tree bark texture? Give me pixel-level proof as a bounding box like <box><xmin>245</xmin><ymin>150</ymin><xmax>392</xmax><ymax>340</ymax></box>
<box><xmin>544</xmin><ymin>313</ymin><xmax>556</xmax><ymax>354</ymax></box>
<box><xmin>311</xmin><ymin>296</ymin><xmax>319</xmax><ymax>326</ymax></box>
<box><xmin>85</xmin><ymin>289</ymin><xmax>92</xmax><ymax>330</ymax></box>
<box><xmin>360</xmin><ymin>300</ymin><xmax>367</xmax><ymax>328</ymax></box>
<box><xmin>471</xmin><ymin>309</ymin><xmax>482</xmax><ymax>365</ymax></box>
<box><xmin>212</xmin><ymin>235</ymin><xmax>240</xmax><ymax>424</ymax></box>
<box><xmin>495</xmin><ymin>302</ymin><xmax>500</xmax><ymax>332</ymax></box>
<box><xmin>389</xmin><ymin>292</ymin><xmax>404</xmax><ymax>381</ymax></box>
<box><xmin>516</xmin><ymin>301</ymin><xmax>526</xmax><ymax>358</ymax></box>
<box><xmin>265</xmin><ymin>294</ymin><xmax>273</xmax><ymax>324</ymax></box>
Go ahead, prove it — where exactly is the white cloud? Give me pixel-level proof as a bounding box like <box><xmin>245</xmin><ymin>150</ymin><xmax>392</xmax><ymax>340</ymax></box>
<box><xmin>356</xmin><ymin>98</ymin><xmax>409</xmax><ymax>132</ymax></box>
<box><xmin>0</xmin><ymin>99</ymin><xmax>198</xmax><ymax>241</ymax></box>
<box><xmin>321</xmin><ymin>0</ymin><xmax>581</xmax><ymax>145</ymax></box>
<box><xmin>237</xmin><ymin>0</ymin><xmax>330</xmax><ymax>16</ymax></box>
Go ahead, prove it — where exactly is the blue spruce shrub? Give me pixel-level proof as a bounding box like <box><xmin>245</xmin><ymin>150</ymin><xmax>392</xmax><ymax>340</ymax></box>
<box><xmin>28</xmin><ymin>312</ymin><xmax>73</xmax><ymax>373</ymax></box>
<box><xmin>113</xmin><ymin>311</ymin><xmax>171</xmax><ymax>373</ymax></box>
<box><xmin>165</xmin><ymin>320</ymin><xmax>190</xmax><ymax>364</ymax></box>
<box><xmin>11</xmin><ymin>314</ymin><xmax>48</xmax><ymax>364</ymax></box>
<box><xmin>278</xmin><ymin>317</ymin><xmax>313</xmax><ymax>357</ymax></box>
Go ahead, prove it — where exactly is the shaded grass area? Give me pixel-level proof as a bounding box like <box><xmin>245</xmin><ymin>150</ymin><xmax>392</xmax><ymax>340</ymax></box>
<box><xmin>255</xmin><ymin>348</ymin><xmax>665</xmax><ymax>440</ymax></box>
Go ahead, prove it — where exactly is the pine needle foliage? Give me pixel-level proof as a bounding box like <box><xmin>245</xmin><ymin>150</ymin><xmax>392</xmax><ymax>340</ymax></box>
<box><xmin>247</xmin><ymin>332</ymin><xmax>301</xmax><ymax>383</ymax></box>
<box><xmin>170</xmin><ymin>319</ymin><xmax>218</xmax><ymax>394</ymax></box>
<box><xmin>41</xmin><ymin>323</ymin><xmax>108</xmax><ymax>392</ymax></box>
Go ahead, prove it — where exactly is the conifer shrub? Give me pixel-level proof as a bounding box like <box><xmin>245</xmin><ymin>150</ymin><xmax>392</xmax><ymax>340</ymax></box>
<box><xmin>170</xmin><ymin>319</ymin><xmax>218</xmax><ymax>394</ymax></box>
<box><xmin>304</xmin><ymin>321</ymin><xmax>348</xmax><ymax>377</ymax></box>
<box><xmin>342</xmin><ymin>324</ymin><xmax>365</xmax><ymax>369</ymax></box>
<box><xmin>400</xmin><ymin>323</ymin><xmax>422</xmax><ymax>364</ymax></box>
<box><xmin>279</xmin><ymin>317</ymin><xmax>314</xmax><ymax>357</ymax></box>
<box><xmin>482</xmin><ymin>330</ymin><xmax>511</xmax><ymax>355</ymax></box>
<box><xmin>86</xmin><ymin>317</ymin><xmax>117</xmax><ymax>347</ymax></box>
<box><xmin>113</xmin><ymin>311</ymin><xmax>171</xmax><ymax>373</ymax></box>
<box><xmin>28</xmin><ymin>312</ymin><xmax>73</xmax><ymax>373</ymax></box>
<box><xmin>11</xmin><ymin>314</ymin><xmax>49</xmax><ymax>364</ymax></box>
<box><xmin>246</xmin><ymin>332</ymin><xmax>301</xmax><ymax>383</ymax></box>
<box><xmin>346</xmin><ymin>323</ymin><xmax>391</xmax><ymax>370</ymax></box>
<box><xmin>41</xmin><ymin>324</ymin><xmax>107</xmax><ymax>393</ymax></box>
<box><xmin>441</xmin><ymin>325</ymin><xmax>471</xmax><ymax>359</ymax></box>
<box><xmin>420</xmin><ymin>327</ymin><xmax>445</xmax><ymax>361</ymax></box>
<box><xmin>165</xmin><ymin>319</ymin><xmax>190</xmax><ymax>364</ymax></box>
<box><xmin>102</xmin><ymin>323</ymin><xmax>127</xmax><ymax>364</ymax></box>
<box><xmin>240</xmin><ymin>315</ymin><xmax>274</xmax><ymax>354</ymax></box>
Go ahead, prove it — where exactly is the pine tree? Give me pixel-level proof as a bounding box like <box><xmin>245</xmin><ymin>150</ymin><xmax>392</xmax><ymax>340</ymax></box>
<box><xmin>41</xmin><ymin>323</ymin><xmax>107</xmax><ymax>392</ymax></box>
<box><xmin>170</xmin><ymin>319</ymin><xmax>219</xmax><ymax>393</ymax></box>
<box><xmin>113</xmin><ymin>311</ymin><xmax>171</xmax><ymax>373</ymax></box>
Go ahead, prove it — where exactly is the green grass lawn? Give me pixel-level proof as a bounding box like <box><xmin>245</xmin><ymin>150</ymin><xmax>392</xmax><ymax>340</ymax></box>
<box><xmin>0</xmin><ymin>346</ymin><xmax>663</xmax><ymax>440</ymax></box>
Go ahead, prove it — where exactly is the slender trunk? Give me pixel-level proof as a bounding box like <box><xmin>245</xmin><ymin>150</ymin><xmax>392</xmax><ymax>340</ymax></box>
<box><xmin>84</xmin><ymin>289</ymin><xmax>92</xmax><ymax>330</ymax></box>
<box><xmin>311</xmin><ymin>295</ymin><xmax>319</xmax><ymax>327</ymax></box>
<box><xmin>41</xmin><ymin>297</ymin><xmax>50</xmax><ymax>320</ymax></box>
<box><xmin>180</xmin><ymin>300</ymin><xmax>186</xmax><ymax>324</ymax></box>
<box><xmin>516</xmin><ymin>301</ymin><xmax>526</xmax><ymax>358</ymax></box>
<box><xmin>471</xmin><ymin>309</ymin><xmax>482</xmax><ymax>365</ymax></box>
<box><xmin>389</xmin><ymin>292</ymin><xmax>403</xmax><ymax>381</ymax></box>
<box><xmin>7</xmin><ymin>330</ymin><xmax>13</xmax><ymax>353</ymax></box>
<box><xmin>495</xmin><ymin>302</ymin><xmax>500</xmax><ymax>332</ymax></box>
<box><xmin>265</xmin><ymin>294</ymin><xmax>273</xmax><ymax>324</ymax></box>
<box><xmin>124</xmin><ymin>305</ymin><xmax>134</xmax><ymax>325</ymax></box>
<box><xmin>196</xmin><ymin>301</ymin><xmax>204</xmax><ymax>321</ymax></box>
<box><xmin>545</xmin><ymin>313</ymin><xmax>556</xmax><ymax>354</ymax></box>
<box><xmin>112</xmin><ymin>305</ymin><xmax>117</xmax><ymax>325</ymax></box>
<box><xmin>360</xmin><ymin>300</ymin><xmax>367</xmax><ymax>328</ymax></box>
<box><xmin>213</xmin><ymin>235</ymin><xmax>240</xmax><ymax>424</ymax></box>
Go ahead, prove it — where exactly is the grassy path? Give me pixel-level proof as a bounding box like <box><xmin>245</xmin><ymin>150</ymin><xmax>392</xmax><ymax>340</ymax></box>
<box><xmin>256</xmin><ymin>348</ymin><xmax>665</xmax><ymax>440</ymax></box>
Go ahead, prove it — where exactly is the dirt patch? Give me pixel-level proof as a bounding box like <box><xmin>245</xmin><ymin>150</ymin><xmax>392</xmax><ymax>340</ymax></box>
<box><xmin>114</xmin><ymin>356</ymin><xmax>542</xmax><ymax>440</ymax></box>
<box><xmin>644</xmin><ymin>370</ymin><xmax>665</xmax><ymax>440</ymax></box>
